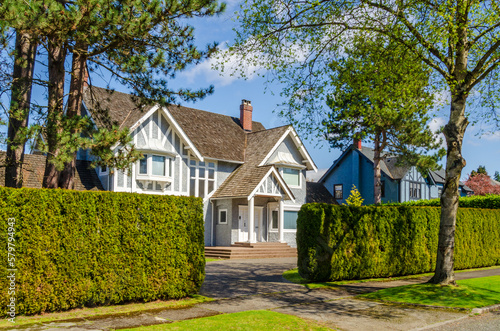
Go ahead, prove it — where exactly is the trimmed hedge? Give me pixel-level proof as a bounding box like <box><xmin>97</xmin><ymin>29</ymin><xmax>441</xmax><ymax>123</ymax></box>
<box><xmin>0</xmin><ymin>187</ymin><xmax>204</xmax><ymax>315</ymax></box>
<box><xmin>383</xmin><ymin>194</ymin><xmax>500</xmax><ymax>209</ymax></box>
<box><xmin>297</xmin><ymin>204</ymin><xmax>500</xmax><ymax>282</ymax></box>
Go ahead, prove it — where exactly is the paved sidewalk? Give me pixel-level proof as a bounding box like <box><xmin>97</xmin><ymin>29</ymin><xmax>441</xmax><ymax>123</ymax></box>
<box><xmin>11</xmin><ymin>261</ymin><xmax>500</xmax><ymax>331</ymax></box>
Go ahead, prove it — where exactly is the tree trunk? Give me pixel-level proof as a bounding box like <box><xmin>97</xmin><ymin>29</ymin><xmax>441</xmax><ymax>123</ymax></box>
<box><xmin>59</xmin><ymin>46</ymin><xmax>87</xmax><ymax>189</ymax></box>
<box><xmin>5</xmin><ymin>31</ymin><xmax>37</xmax><ymax>188</ymax></box>
<box><xmin>373</xmin><ymin>132</ymin><xmax>382</xmax><ymax>205</ymax></box>
<box><xmin>429</xmin><ymin>90</ymin><xmax>468</xmax><ymax>285</ymax></box>
<box><xmin>43</xmin><ymin>39</ymin><xmax>66</xmax><ymax>188</ymax></box>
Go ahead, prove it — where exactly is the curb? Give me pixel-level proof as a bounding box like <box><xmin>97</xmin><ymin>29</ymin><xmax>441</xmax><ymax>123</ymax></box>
<box><xmin>471</xmin><ymin>303</ymin><xmax>500</xmax><ymax>314</ymax></box>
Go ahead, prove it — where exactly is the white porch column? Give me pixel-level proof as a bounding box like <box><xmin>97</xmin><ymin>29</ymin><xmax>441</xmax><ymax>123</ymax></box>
<box><xmin>248</xmin><ymin>196</ymin><xmax>255</xmax><ymax>243</ymax></box>
<box><xmin>257</xmin><ymin>210</ymin><xmax>262</xmax><ymax>242</ymax></box>
<box><xmin>279</xmin><ymin>199</ymin><xmax>284</xmax><ymax>243</ymax></box>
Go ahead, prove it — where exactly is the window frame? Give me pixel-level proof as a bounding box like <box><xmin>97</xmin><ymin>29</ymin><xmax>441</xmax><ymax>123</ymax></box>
<box><xmin>334</xmin><ymin>184</ymin><xmax>343</xmax><ymax>199</ymax></box>
<box><xmin>280</xmin><ymin>167</ymin><xmax>301</xmax><ymax>188</ymax></box>
<box><xmin>282</xmin><ymin>204</ymin><xmax>301</xmax><ymax>232</ymax></box>
<box><xmin>409</xmin><ymin>181</ymin><xmax>422</xmax><ymax>199</ymax></box>
<box><xmin>189</xmin><ymin>160</ymin><xmax>217</xmax><ymax>198</ymax></box>
<box><xmin>218</xmin><ymin>209</ymin><xmax>228</xmax><ymax>225</ymax></box>
<box><xmin>99</xmin><ymin>165</ymin><xmax>108</xmax><ymax>176</ymax></box>
<box><xmin>136</xmin><ymin>153</ymin><xmax>172</xmax><ymax>180</ymax></box>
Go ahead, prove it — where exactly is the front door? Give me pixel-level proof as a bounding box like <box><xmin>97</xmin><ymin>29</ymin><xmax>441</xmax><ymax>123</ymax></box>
<box><xmin>238</xmin><ymin>206</ymin><xmax>263</xmax><ymax>242</ymax></box>
<box><xmin>239</xmin><ymin>206</ymin><xmax>249</xmax><ymax>242</ymax></box>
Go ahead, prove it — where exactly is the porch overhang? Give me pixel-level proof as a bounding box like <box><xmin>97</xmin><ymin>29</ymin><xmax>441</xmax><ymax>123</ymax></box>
<box><xmin>248</xmin><ymin>167</ymin><xmax>295</xmax><ymax>203</ymax></box>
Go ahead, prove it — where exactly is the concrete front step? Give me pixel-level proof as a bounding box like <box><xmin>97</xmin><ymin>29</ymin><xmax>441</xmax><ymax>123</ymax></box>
<box><xmin>205</xmin><ymin>242</ymin><xmax>297</xmax><ymax>259</ymax></box>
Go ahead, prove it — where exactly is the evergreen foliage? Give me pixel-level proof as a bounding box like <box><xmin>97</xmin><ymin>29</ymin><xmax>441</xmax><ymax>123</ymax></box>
<box><xmin>326</xmin><ymin>37</ymin><xmax>443</xmax><ymax>204</ymax></box>
<box><xmin>0</xmin><ymin>0</ymin><xmax>225</xmax><ymax>188</ymax></box>
<box><xmin>297</xmin><ymin>204</ymin><xmax>500</xmax><ymax>282</ymax></box>
<box><xmin>344</xmin><ymin>185</ymin><xmax>364</xmax><ymax>207</ymax></box>
<box><xmin>382</xmin><ymin>195</ymin><xmax>500</xmax><ymax>209</ymax></box>
<box><xmin>0</xmin><ymin>187</ymin><xmax>204</xmax><ymax>315</ymax></box>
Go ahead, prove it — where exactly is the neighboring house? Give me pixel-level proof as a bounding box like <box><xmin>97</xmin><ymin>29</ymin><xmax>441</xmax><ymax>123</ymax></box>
<box><xmin>0</xmin><ymin>153</ymin><xmax>104</xmax><ymax>191</ymax></box>
<box><xmin>74</xmin><ymin>86</ymin><xmax>324</xmax><ymax>247</ymax></box>
<box><xmin>319</xmin><ymin>141</ymin><xmax>473</xmax><ymax>205</ymax></box>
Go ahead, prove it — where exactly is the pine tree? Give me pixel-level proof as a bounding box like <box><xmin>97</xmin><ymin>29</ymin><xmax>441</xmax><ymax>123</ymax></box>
<box><xmin>326</xmin><ymin>37</ymin><xmax>443</xmax><ymax>204</ymax></box>
<box><xmin>1</xmin><ymin>0</ymin><xmax>225</xmax><ymax>189</ymax></box>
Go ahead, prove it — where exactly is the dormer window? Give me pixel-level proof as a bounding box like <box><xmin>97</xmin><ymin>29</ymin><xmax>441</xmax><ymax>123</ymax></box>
<box><xmin>280</xmin><ymin>167</ymin><xmax>301</xmax><ymax>188</ymax></box>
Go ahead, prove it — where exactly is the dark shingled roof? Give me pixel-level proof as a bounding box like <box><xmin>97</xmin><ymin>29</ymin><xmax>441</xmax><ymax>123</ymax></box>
<box><xmin>0</xmin><ymin>152</ymin><xmax>104</xmax><ymax>191</ymax></box>
<box><xmin>83</xmin><ymin>86</ymin><xmax>266</xmax><ymax>162</ymax></box>
<box><xmin>306</xmin><ymin>182</ymin><xmax>338</xmax><ymax>204</ymax></box>
<box><xmin>428</xmin><ymin>168</ymin><xmax>472</xmax><ymax>192</ymax></box>
<box><xmin>168</xmin><ymin>105</ymin><xmax>265</xmax><ymax>162</ymax></box>
<box><xmin>82</xmin><ymin>86</ymin><xmax>148</xmax><ymax>130</ymax></box>
<box><xmin>212</xmin><ymin>126</ymin><xmax>292</xmax><ymax>198</ymax></box>
<box><xmin>357</xmin><ymin>146</ymin><xmax>411</xmax><ymax>180</ymax></box>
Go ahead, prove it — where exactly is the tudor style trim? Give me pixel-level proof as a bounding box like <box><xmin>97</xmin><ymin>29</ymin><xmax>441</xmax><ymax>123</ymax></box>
<box><xmin>258</xmin><ymin>126</ymin><xmax>317</xmax><ymax>172</ymax></box>
<box><xmin>248</xmin><ymin>166</ymin><xmax>295</xmax><ymax>203</ymax></box>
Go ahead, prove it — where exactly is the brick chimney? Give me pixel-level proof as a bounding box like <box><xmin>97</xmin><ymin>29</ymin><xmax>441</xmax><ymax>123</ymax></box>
<box><xmin>240</xmin><ymin>99</ymin><xmax>253</xmax><ymax>132</ymax></box>
<box><xmin>353</xmin><ymin>138</ymin><xmax>362</xmax><ymax>150</ymax></box>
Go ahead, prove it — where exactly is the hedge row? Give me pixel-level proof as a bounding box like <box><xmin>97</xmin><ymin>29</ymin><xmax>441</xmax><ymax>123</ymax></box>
<box><xmin>383</xmin><ymin>194</ymin><xmax>500</xmax><ymax>209</ymax></box>
<box><xmin>0</xmin><ymin>187</ymin><xmax>204</xmax><ymax>315</ymax></box>
<box><xmin>297</xmin><ymin>204</ymin><xmax>500</xmax><ymax>282</ymax></box>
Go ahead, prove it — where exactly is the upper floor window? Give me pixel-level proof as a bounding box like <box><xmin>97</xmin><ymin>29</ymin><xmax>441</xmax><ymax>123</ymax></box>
<box><xmin>99</xmin><ymin>165</ymin><xmax>108</xmax><ymax>175</ymax></box>
<box><xmin>138</xmin><ymin>154</ymin><xmax>172</xmax><ymax>178</ymax></box>
<box><xmin>409</xmin><ymin>182</ymin><xmax>421</xmax><ymax>199</ymax></box>
<box><xmin>152</xmin><ymin>155</ymin><xmax>166</xmax><ymax>176</ymax></box>
<box><xmin>281</xmin><ymin>167</ymin><xmax>300</xmax><ymax>187</ymax></box>
<box><xmin>334</xmin><ymin>184</ymin><xmax>343</xmax><ymax>199</ymax></box>
<box><xmin>190</xmin><ymin>160</ymin><xmax>216</xmax><ymax>198</ymax></box>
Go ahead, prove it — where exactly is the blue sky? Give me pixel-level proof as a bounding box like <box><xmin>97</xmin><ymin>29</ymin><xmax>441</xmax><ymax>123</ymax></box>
<box><xmin>3</xmin><ymin>0</ymin><xmax>500</xmax><ymax>180</ymax></box>
<box><xmin>161</xmin><ymin>0</ymin><xmax>500</xmax><ymax>180</ymax></box>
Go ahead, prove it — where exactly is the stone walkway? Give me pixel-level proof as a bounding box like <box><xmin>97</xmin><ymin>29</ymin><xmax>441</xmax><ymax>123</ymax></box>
<box><xmin>12</xmin><ymin>259</ymin><xmax>500</xmax><ymax>330</ymax></box>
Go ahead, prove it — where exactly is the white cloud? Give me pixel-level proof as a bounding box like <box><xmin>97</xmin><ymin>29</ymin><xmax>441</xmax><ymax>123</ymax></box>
<box><xmin>480</xmin><ymin>131</ymin><xmax>500</xmax><ymax>141</ymax></box>
<box><xmin>429</xmin><ymin>117</ymin><xmax>447</xmax><ymax>148</ymax></box>
<box><xmin>179</xmin><ymin>43</ymin><xmax>266</xmax><ymax>87</ymax></box>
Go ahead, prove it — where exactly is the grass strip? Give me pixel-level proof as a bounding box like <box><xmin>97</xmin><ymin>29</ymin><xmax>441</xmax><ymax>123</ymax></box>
<box><xmin>119</xmin><ymin>310</ymin><xmax>332</xmax><ymax>330</ymax></box>
<box><xmin>0</xmin><ymin>295</ymin><xmax>212</xmax><ymax>329</ymax></box>
<box><xmin>360</xmin><ymin>275</ymin><xmax>500</xmax><ymax>309</ymax></box>
<box><xmin>283</xmin><ymin>265</ymin><xmax>500</xmax><ymax>289</ymax></box>
<box><xmin>206</xmin><ymin>258</ymin><xmax>223</xmax><ymax>263</ymax></box>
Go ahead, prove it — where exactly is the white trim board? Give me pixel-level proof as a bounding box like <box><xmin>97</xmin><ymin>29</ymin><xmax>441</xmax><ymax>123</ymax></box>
<box><xmin>258</xmin><ymin>126</ymin><xmax>317</xmax><ymax>172</ymax></box>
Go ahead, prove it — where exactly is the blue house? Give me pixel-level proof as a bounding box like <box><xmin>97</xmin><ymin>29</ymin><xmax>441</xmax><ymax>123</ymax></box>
<box><xmin>319</xmin><ymin>141</ymin><xmax>473</xmax><ymax>205</ymax></box>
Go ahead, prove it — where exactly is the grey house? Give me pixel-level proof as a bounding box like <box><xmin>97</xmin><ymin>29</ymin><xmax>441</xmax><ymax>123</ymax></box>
<box><xmin>80</xmin><ymin>87</ymin><xmax>319</xmax><ymax>247</ymax></box>
<box><xmin>319</xmin><ymin>141</ymin><xmax>473</xmax><ymax>205</ymax></box>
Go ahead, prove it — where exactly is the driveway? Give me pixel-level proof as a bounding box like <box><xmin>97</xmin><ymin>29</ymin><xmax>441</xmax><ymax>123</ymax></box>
<box><xmin>200</xmin><ymin>257</ymin><xmax>302</xmax><ymax>298</ymax></box>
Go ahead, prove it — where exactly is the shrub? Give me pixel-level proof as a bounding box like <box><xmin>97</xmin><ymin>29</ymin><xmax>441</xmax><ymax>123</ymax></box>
<box><xmin>0</xmin><ymin>187</ymin><xmax>204</xmax><ymax>315</ymax></box>
<box><xmin>297</xmin><ymin>204</ymin><xmax>500</xmax><ymax>282</ymax></box>
<box><xmin>383</xmin><ymin>194</ymin><xmax>500</xmax><ymax>209</ymax></box>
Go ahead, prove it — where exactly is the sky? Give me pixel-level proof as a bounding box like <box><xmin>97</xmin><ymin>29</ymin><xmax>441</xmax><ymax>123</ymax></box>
<box><xmin>3</xmin><ymin>0</ymin><xmax>500</xmax><ymax>181</ymax></box>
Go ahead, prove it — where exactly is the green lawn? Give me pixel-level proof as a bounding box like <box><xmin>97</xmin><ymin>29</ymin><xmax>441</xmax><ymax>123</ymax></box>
<box><xmin>206</xmin><ymin>258</ymin><xmax>223</xmax><ymax>262</ymax></box>
<box><xmin>360</xmin><ymin>275</ymin><xmax>500</xmax><ymax>309</ymax></box>
<box><xmin>120</xmin><ymin>310</ymin><xmax>332</xmax><ymax>330</ymax></box>
<box><xmin>283</xmin><ymin>266</ymin><xmax>500</xmax><ymax>289</ymax></box>
<box><xmin>282</xmin><ymin>268</ymin><xmax>434</xmax><ymax>289</ymax></box>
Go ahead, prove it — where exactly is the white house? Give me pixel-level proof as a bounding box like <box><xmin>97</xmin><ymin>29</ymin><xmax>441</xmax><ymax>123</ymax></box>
<box><xmin>79</xmin><ymin>87</ymin><xmax>322</xmax><ymax>247</ymax></box>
